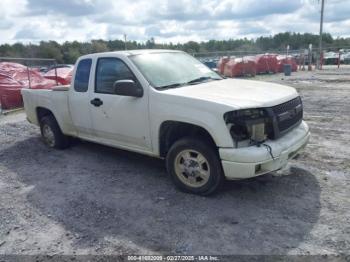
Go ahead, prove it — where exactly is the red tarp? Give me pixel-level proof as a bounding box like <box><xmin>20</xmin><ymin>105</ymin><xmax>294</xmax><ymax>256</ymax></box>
<box><xmin>0</xmin><ymin>62</ymin><xmax>56</xmax><ymax>109</ymax></box>
<box><xmin>254</xmin><ymin>54</ymin><xmax>278</xmax><ymax>74</ymax></box>
<box><xmin>218</xmin><ymin>53</ymin><xmax>300</xmax><ymax>77</ymax></box>
<box><xmin>223</xmin><ymin>57</ymin><xmax>256</xmax><ymax>77</ymax></box>
<box><xmin>44</xmin><ymin>67</ymin><xmax>73</xmax><ymax>85</ymax></box>
<box><xmin>0</xmin><ymin>74</ymin><xmax>23</xmax><ymax>110</ymax></box>
<box><xmin>276</xmin><ymin>55</ymin><xmax>298</xmax><ymax>72</ymax></box>
<box><xmin>217</xmin><ymin>57</ymin><xmax>230</xmax><ymax>75</ymax></box>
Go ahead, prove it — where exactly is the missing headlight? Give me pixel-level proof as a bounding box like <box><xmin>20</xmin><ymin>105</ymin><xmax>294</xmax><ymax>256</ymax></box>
<box><xmin>224</xmin><ymin>109</ymin><xmax>268</xmax><ymax>145</ymax></box>
<box><xmin>249</xmin><ymin>122</ymin><xmax>266</xmax><ymax>142</ymax></box>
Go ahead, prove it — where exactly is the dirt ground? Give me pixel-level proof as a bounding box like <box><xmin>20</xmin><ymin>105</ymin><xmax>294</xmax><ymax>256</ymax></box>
<box><xmin>0</xmin><ymin>66</ymin><xmax>349</xmax><ymax>257</ymax></box>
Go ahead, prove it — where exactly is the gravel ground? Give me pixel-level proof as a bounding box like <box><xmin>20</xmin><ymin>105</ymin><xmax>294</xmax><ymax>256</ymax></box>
<box><xmin>0</xmin><ymin>66</ymin><xmax>349</xmax><ymax>257</ymax></box>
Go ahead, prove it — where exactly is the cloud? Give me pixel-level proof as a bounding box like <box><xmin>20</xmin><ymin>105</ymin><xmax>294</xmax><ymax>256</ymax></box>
<box><xmin>322</xmin><ymin>0</ymin><xmax>350</xmax><ymax>22</ymax></box>
<box><xmin>0</xmin><ymin>0</ymin><xmax>26</xmax><ymax>16</ymax></box>
<box><xmin>0</xmin><ymin>19</ymin><xmax>13</xmax><ymax>30</ymax></box>
<box><xmin>0</xmin><ymin>0</ymin><xmax>349</xmax><ymax>45</ymax></box>
<box><xmin>213</xmin><ymin>0</ymin><xmax>303</xmax><ymax>20</ymax></box>
<box><xmin>25</xmin><ymin>0</ymin><xmax>106</xmax><ymax>16</ymax></box>
<box><xmin>238</xmin><ymin>23</ymin><xmax>270</xmax><ymax>36</ymax></box>
<box><xmin>14</xmin><ymin>21</ymin><xmax>67</xmax><ymax>40</ymax></box>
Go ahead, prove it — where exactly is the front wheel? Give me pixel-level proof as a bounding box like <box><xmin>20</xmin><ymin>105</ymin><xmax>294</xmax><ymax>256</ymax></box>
<box><xmin>166</xmin><ymin>138</ymin><xmax>224</xmax><ymax>195</ymax></box>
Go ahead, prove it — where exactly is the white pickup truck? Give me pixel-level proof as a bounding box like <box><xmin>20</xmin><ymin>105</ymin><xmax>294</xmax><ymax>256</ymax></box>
<box><xmin>22</xmin><ymin>50</ymin><xmax>310</xmax><ymax>195</ymax></box>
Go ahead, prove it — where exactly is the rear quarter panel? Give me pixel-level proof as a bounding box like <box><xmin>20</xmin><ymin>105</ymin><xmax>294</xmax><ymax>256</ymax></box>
<box><xmin>21</xmin><ymin>88</ymin><xmax>76</xmax><ymax>136</ymax></box>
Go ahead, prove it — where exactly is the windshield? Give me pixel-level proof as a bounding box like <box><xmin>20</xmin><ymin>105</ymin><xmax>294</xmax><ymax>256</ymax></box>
<box><xmin>130</xmin><ymin>52</ymin><xmax>222</xmax><ymax>90</ymax></box>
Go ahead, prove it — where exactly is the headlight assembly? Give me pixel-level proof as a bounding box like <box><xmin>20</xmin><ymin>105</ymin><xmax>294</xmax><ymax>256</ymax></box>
<box><xmin>224</xmin><ymin>109</ymin><xmax>269</xmax><ymax>145</ymax></box>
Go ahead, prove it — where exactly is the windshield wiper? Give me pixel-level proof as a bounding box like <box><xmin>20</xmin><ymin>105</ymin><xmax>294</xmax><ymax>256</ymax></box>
<box><xmin>157</xmin><ymin>76</ymin><xmax>222</xmax><ymax>90</ymax></box>
<box><xmin>186</xmin><ymin>76</ymin><xmax>222</xmax><ymax>85</ymax></box>
<box><xmin>157</xmin><ymin>83</ymin><xmax>186</xmax><ymax>90</ymax></box>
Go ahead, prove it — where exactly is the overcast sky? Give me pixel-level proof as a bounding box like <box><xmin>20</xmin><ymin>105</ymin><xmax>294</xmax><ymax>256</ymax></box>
<box><xmin>0</xmin><ymin>0</ymin><xmax>349</xmax><ymax>44</ymax></box>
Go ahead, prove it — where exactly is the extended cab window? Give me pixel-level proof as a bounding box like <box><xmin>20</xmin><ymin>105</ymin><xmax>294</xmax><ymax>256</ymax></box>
<box><xmin>95</xmin><ymin>58</ymin><xmax>137</xmax><ymax>94</ymax></box>
<box><xmin>74</xmin><ymin>59</ymin><xmax>92</xmax><ymax>92</ymax></box>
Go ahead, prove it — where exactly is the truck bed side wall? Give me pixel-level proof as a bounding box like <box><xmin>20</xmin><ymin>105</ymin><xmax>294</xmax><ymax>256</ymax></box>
<box><xmin>21</xmin><ymin>89</ymin><xmax>76</xmax><ymax>136</ymax></box>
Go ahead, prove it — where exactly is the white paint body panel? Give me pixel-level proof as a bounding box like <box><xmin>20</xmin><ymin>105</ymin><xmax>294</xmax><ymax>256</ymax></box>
<box><xmin>21</xmin><ymin>49</ymin><xmax>310</xmax><ymax>179</ymax></box>
<box><xmin>87</xmin><ymin>54</ymin><xmax>152</xmax><ymax>152</ymax></box>
<box><xmin>68</xmin><ymin>61</ymin><xmax>94</xmax><ymax>138</ymax></box>
<box><xmin>220</xmin><ymin>121</ymin><xmax>310</xmax><ymax>179</ymax></box>
<box><xmin>160</xmin><ymin>78</ymin><xmax>299</xmax><ymax>109</ymax></box>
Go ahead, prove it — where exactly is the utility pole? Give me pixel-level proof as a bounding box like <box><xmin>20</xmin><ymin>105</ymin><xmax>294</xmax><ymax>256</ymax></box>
<box><xmin>318</xmin><ymin>0</ymin><xmax>325</xmax><ymax>69</ymax></box>
<box><xmin>308</xmin><ymin>44</ymin><xmax>313</xmax><ymax>71</ymax></box>
<box><xmin>123</xmin><ymin>34</ymin><xmax>127</xmax><ymax>50</ymax></box>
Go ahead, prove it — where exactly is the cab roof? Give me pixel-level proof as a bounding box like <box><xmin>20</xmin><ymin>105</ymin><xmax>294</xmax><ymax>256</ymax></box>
<box><xmin>79</xmin><ymin>49</ymin><xmax>183</xmax><ymax>60</ymax></box>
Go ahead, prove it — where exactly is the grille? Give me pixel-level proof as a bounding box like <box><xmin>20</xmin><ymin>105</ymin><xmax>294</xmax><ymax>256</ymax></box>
<box><xmin>268</xmin><ymin>96</ymin><xmax>303</xmax><ymax>138</ymax></box>
<box><xmin>271</xmin><ymin>96</ymin><xmax>302</xmax><ymax>114</ymax></box>
<box><xmin>277</xmin><ymin>109</ymin><xmax>303</xmax><ymax>132</ymax></box>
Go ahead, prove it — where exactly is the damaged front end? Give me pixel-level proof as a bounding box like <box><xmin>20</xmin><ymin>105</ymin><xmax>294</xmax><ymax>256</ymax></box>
<box><xmin>224</xmin><ymin>96</ymin><xmax>303</xmax><ymax>148</ymax></box>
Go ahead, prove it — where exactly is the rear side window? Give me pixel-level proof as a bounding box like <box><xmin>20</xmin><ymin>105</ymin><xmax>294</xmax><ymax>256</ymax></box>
<box><xmin>95</xmin><ymin>58</ymin><xmax>136</xmax><ymax>94</ymax></box>
<box><xmin>74</xmin><ymin>59</ymin><xmax>92</xmax><ymax>92</ymax></box>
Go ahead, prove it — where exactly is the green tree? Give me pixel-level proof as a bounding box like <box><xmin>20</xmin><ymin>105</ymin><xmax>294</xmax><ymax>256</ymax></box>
<box><xmin>0</xmin><ymin>32</ymin><xmax>349</xmax><ymax>63</ymax></box>
<box><xmin>91</xmin><ymin>40</ymin><xmax>109</xmax><ymax>53</ymax></box>
<box><xmin>37</xmin><ymin>41</ymin><xmax>63</xmax><ymax>63</ymax></box>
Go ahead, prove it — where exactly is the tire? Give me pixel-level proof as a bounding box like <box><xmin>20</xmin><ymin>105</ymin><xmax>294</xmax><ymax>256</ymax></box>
<box><xmin>166</xmin><ymin>137</ymin><xmax>224</xmax><ymax>195</ymax></box>
<box><xmin>39</xmin><ymin>115</ymin><xmax>70</xmax><ymax>149</ymax></box>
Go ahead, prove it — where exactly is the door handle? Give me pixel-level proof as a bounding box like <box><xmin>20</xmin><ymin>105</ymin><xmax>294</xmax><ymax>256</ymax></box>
<box><xmin>90</xmin><ymin>98</ymin><xmax>103</xmax><ymax>107</ymax></box>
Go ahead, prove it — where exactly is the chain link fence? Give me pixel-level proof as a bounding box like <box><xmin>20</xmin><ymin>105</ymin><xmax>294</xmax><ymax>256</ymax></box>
<box><xmin>193</xmin><ymin>47</ymin><xmax>350</xmax><ymax>71</ymax></box>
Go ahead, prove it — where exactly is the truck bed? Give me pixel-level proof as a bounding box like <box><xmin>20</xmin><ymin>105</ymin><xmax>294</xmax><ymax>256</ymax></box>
<box><xmin>21</xmin><ymin>86</ymin><xmax>75</xmax><ymax>135</ymax></box>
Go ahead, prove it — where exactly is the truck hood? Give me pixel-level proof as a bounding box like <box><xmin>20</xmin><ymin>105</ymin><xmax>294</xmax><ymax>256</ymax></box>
<box><xmin>161</xmin><ymin>78</ymin><xmax>298</xmax><ymax>109</ymax></box>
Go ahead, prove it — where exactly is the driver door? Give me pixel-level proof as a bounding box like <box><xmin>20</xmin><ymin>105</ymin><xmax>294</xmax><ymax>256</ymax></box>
<box><xmin>89</xmin><ymin>57</ymin><xmax>151</xmax><ymax>152</ymax></box>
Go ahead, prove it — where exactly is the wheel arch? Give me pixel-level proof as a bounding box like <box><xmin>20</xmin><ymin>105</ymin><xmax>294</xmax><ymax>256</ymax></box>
<box><xmin>36</xmin><ymin>107</ymin><xmax>55</xmax><ymax>122</ymax></box>
<box><xmin>158</xmin><ymin>120</ymin><xmax>217</xmax><ymax>158</ymax></box>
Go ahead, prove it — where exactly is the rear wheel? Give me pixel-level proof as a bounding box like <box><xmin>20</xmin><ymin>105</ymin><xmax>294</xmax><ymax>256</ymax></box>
<box><xmin>166</xmin><ymin>137</ymin><xmax>224</xmax><ymax>195</ymax></box>
<box><xmin>40</xmin><ymin>115</ymin><xmax>70</xmax><ymax>149</ymax></box>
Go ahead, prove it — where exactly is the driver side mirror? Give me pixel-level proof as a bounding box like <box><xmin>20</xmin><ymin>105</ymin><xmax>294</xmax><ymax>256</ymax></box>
<box><xmin>113</xmin><ymin>80</ymin><xmax>143</xmax><ymax>97</ymax></box>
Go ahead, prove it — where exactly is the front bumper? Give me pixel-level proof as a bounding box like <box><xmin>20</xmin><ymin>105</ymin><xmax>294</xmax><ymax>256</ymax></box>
<box><xmin>219</xmin><ymin>121</ymin><xmax>310</xmax><ymax>179</ymax></box>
